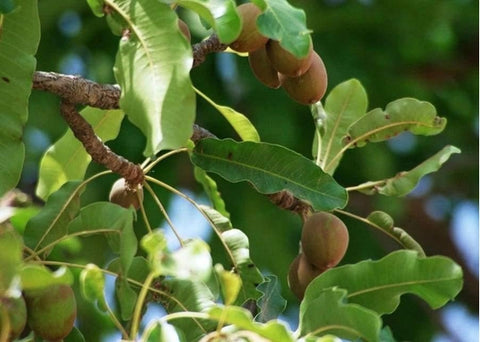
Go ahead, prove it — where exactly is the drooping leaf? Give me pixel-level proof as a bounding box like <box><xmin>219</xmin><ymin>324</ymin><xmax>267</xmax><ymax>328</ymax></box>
<box><xmin>86</xmin><ymin>0</ymin><xmax>105</xmax><ymax>17</ymax></box>
<box><xmin>191</xmin><ymin>139</ymin><xmax>348</xmax><ymax>211</ymax></box>
<box><xmin>304</xmin><ymin>250</ymin><xmax>463</xmax><ymax>315</ymax></box>
<box><xmin>222</xmin><ymin>229</ymin><xmax>264</xmax><ymax>304</ymax></box>
<box><xmin>0</xmin><ymin>0</ymin><xmax>39</xmax><ymax>196</ymax></box>
<box><xmin>312</xmin><ymin>79</ymin><xmax>368</xmax><ymax>174</ymax></box>
<box><xmin>166</xmin><ymin>0</ymin><xmax>241</xmax><ymax>44</ymax></box>
<box><xmin>20</xmin><ymin>264</ymin><xmax>74</xmax><ymax>290</ymax></box>
<box><xmin>80</xmin><ymin>264</ymin><xmax>107</xmax><ymax>311</ymax></box>
<box><xmin>299</xmin><ymin>288</ymin><xmax>382</xmax><ymax>342</ymax></box>
<box><xmin>195</xmin><ymin>88</ymin><xmax>260</xmax><ymax>142</ymax></box>
<box><xmin>36</xmin><ymin>107</ymin><xmax>125</xmax><ymax>200</ymax></box>
<box><xmin>0</xmin><ymin>227</ymin><xmax>22</xmax><ymax>293</ymax></box>
<box><xmin>207</xmin><ymin>305</ymin><xmax>294</xmax><ymax>342</ymax></box>
<box><xmin>198</xmin><ymin>204</ymin><xmax>232</xmax><ymax>232</ymax></box>
<box><xmin>109</xmin><ymin>0</ymin><xmax>195</xmax><ymax>156</ymax></box>
<box><xmin>366</xmin><ymin>211</ymin><xmax>425</xmax><ymax>256</ymax></box>
<box><xmin>194</xmin><ymin>167</ymin><xmax>230</xmax><ymax>218</ymax></box>
<box><xmin>143</xmin><ymin>321</ymin><xmax>185</xmax><ymax>342</ymax></box>
<box><xmin>215</xmin><ymin>264</ymin><xmax>242</xmax><ymax>305</ymax></box>
<box><xmin>251</xmin><ymin>0</ymin><xmax>311</xmax><ymax>58</ymax></box>
<box><xmin>256</xmin><ymin>275</ymin><xmax>287</xmax><ymax>323</ymax></box>
<box><xmin>344</xmin><ymin>98</ymin><xmax>446</xmax><ymax>149</ymax></box>
<box><xmin>354</xmin><ymin>145</ymin><xmax>461</xmax><ymax>197</ymax></box>
<box><xmin>68</xmin><ymin>202</ymin><xmax>137</xmax><ymax>275</ymax></box>
<box><xmin>24</xmin><ymin>181</ymin><xmax>83</xmax><ymax>256</ymax></box>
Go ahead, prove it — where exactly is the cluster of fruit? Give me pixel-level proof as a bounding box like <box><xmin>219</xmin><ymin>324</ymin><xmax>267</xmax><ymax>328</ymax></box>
<box><xmin>230</xmin><ymin>3</ymin><xmax>328</xmax><ymax>105</ymax></box>
<box><xmin>0</xmin><ymin>284</ymin><xmax>76</xmax><ymax>341</ymax></box>
<box><xmin>288</xmin><ymin>212</ymin><xmax>349</xmax><ymax>300</ymax></box>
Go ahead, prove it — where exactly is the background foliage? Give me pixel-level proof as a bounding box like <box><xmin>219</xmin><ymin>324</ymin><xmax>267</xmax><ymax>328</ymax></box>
<box><xmin>19</xmin><ymin>0</ymin><xmax>478</xmax><ymax>341</ymax></box>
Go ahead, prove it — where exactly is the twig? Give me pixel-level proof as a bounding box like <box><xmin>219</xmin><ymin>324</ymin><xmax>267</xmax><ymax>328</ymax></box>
<box><xmin>192</xmin><ymin>34</ymin><xmax>228</xmax><ymax>68</ymax></box>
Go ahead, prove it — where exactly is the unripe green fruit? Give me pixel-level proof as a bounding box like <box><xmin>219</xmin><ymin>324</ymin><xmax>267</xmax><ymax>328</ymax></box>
<box><xmin>229</xmin><ymin>3</ymin><xmax>268</xmax><ymax>53</ymax></box>
<box><xmin>178</xmin><ymin>19</ymin><xmax>191</xmax><ymax>42</ymax></box>
<box><xmin>248</xmin><ymin>45</ymin><xmax>281</xmax><ymax>89</ymax></box>
<box><xmin>266</xmin><ymin>39</ymin><xmax>313</xmax><ymax>77</ymax></box>
<box><xmin>288</xmin><ymin>254</ymin><xmax>323</xmax><ymax>300</ymax></box>
<box><xmin>109</xmin><ymin>178</ymin><xmax>144</xmax><ymax>210</ymax></box>
<box><xmin>279</xmin><ymin>52</ymin><xmax>328</xmax><ymax>105</ymax></box>
<box><xmin>301</xmin><ymin>212</ymin><xmax>349</xmax><ymax>271</ymax></box>
<box><xmin>25</xmin><ymin>284</ymin><xmax>76</xmax><ymax>341</ymax></box>
<box><xmin>0</xmin><ymin>295</ymin><xmax>27</xmax><ymax>341</ymax></box>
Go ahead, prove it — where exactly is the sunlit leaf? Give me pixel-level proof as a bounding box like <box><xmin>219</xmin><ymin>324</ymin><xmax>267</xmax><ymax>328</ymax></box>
<box><xmin>198</xmin><ymin>204</ymin><xmax>232</xmax><ymax>232</ymax></box>
<box><xmin>195</xmin><ymin>88</ymin><xmax>260</xmax><ymax>142</ymax></box>
<box><xmin>194</xmin><ymin>167</ymin><xmax>230</xmax><ymax>218</ymax></box>
<box><xmin>304</xmin><ymin>250</ymin><xmax>463</xmax><ymax>315</ymax></box>
<box><xmin>109</xmin><ymin>0</ymin><xmax>195</xmax><ymax>156</ymax></box>
<box><xmin>354</xmin><ymin>145</ymin><xmax>461</xmax><ymax>197</ymax></box>
<box><xmin>36</xmin><ymin>107</ymin><xmax>124</xmax><ymax>200</ymax></box>
<box><xmin>0</xmin><ymin>0</ymin><xmax>39</xmax><ymax>196</ymax></box>
<box><xmin>192</xmin><ymin>139</ymin><xmax>348</xmax><ymax>211</ymax></box>
<box><xmin>0</xmin><ymin>227</ymin><xmax>22</xmax><ymax>293</ymax></box>
<box><xmin>20</xmin><ymin>264</ymin><xmax>73</xmax><ymax>290</ymax></box>
<box><xmin>80</xmin><ymin>264</ymin><xmax>107</xmax><ymax>311</ymax></box>
<box><xmin>215</xmin><ymin>264</ymin><xmax>242</xmax><ymax>306</ymax></box>
<box><xmin>143</xmin><ymin>321</ymin><xmax>185</xmax><ymax>342</ymax></box>
<box><xmin>299</xmin><ymin>288</ymin><xmax>382</xmax><ymax>342</ymax></box>
<box><xmin>256</xmin><ymin>275</ymin><xmax>287</xmax><ymax>323</ymax></box>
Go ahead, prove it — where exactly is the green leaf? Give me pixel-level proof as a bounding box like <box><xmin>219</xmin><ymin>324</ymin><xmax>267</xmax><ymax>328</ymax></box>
<box><xmin>110</xmin><ymin>0</ymin><xmax>195</xmax><ymax>156</ymax></box>
<box><xmin>0</xmin><ymin>227</ymin><xmax>22</xmax><ymax>293</ymax></box>
<box><xmin>107</xmin><ymin>256</ymin><xmax>150</xmax><ymax>283</ymax></box>
<box><xmin>380</xmin><ymin>326</ymin><xmax>397</xmax><ymax>342</ymax></box>
<box><xmin>0</xmin><ymin>0</ymin><xmax>39</xmax><ymax>196</ymax></box>
<box><xmin>80</xmin><ymin>264</ymin><xmax>107</xmax><ymax>311</ymax></box>
<box><xmin>143</xmin><ymin>321</ymin><xmax>184</xmax><ymax>342</ymax></box>
<box><xmin>299</xmin><ymin>288</ymin><xmax>382</xmax><ymax>342</ymax></box>
<box><xmin>68</xmin><ymin>202</ymin><xmax>137</xmax><ymax>275</ymax></box>
<box><xmin>344</xmin><ymin>98</ymin><xmax>446</xmax><ymax>149</ymax></box>
<box><xmin>195</xmin><ymin>88</ymin><xmax>260</xmax><ymax>142</ymax></box>
<box><xmin>0</xmin><ymin>0</ymin><xmax>16</xmax><ymax>14</ymax></box>
<box><xmin>256</xmin><ymin>275</ymin><xmax>287</xmax><ymax>323</ymax></box>
<box><xmin>171</xmin><ymin>0</ymin><xmax>241</xmax><ymax>44</ymax></box>
<box><xmin>86</xmin><ymin>0</ymin><xmax>105</xmax><ymax>17</ymax></box>
<box><xmin>207</xmin><ymin>305</ymin><xmax>295</xmax><ymax>342</ymax></box>
<box><xmin>20</xmin><ymin>264</ymin><xmax>74</xmax><ymax>290</ymax></box>
<box><xmin>222</xmin><ymin>229</ymin><xmax>264</xmax><ymax>304</ymax></box>
<box><xmin>192</xmin><ymin>139</ymin><xmax>348</xmax><ymax>211</ymax></box>
<box><xmin>36</xmin><ymin>107</ymin><xmax>125</xmax><ymax>200</ymax></box>
<box><xmin>115</xmin><ymin>276</ymin><xmax>137</xmax><ymax>320</ymax></box>
<box><xmin>252</xmin><ymin>0</ymin><xmax>311</xmax><ymax>58</ymax></box>
<box><xmin>366</xmin><ymin>211</ymin><xmax>425</xmax><ymax>256</ymax></box>
<box><xmin>198</xmin><ymin>204</ymin><xmax>232</xmax><ymax>232</ymax></box>
<box><xmin>304</xmin><ymin>250</ymin><xmax>463</xmax><ymax>315</ymax></box>
<box><xmin>312</xmin><ymin>79</ymin><xmax>368</xmax><ymax>174</ymax></box>
<box><xmin>24</xmin><ymin>181</ymin><xmax>84</xmax><ymax>256</ymax></box>
<box><xmin>64</xmin><ymin>327</ymin><xmax>87</xmax><ymax>342</ymax></box>
<box><xmin>215</xmin><ymin>264</ymin><xmax>242</xmax><ymax>305</ymax></box>
<box><xmin>194</xmin><ymin>168</ymin><xmax>230</xmax><ymax>218</ymax></box>
<box><xmin>355</xmin><ymin>145</ymin><xmax>461</xmax><ymax>197</ymax></box>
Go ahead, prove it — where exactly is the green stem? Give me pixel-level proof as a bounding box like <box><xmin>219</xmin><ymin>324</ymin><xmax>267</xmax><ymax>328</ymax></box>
<box><xmin>130</xmin><ymin>272</ymin><xmax>155</xmax><ymax>340</ymax></box>
<box><xmin>143</xmin><ymin>148</ymin><xmax>188</xmax><ymax>174</ymax></box>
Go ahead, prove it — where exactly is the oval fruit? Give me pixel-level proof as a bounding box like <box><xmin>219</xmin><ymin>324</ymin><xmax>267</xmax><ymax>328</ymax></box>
<box><xmin>109</xmin><ymin>178</ymin><xmax>144</xmax><ymax>210</ymax></box>
<box><xmin>248</xmin><ymin>45</ymin><xmax>281</xmax><ymax>88</ymax></box>
<box><xmin>0</xmin><ymin>295</ymin><xmax>27</xmax><ymax>341</ymax></box>
<box><xmin>266</xmin><ymin>39</ymin><xmax>313</xmax><ymax>77</ymax></box>
<box><xmin>279</xmin><ymin>51</ymin><xmax>328</xmax><ymax>105</ymax></box>
<box><xmin>301</xmin><ymin>212</ymin><xmax>349</xmax><ymax>270</ymax></box>
<box><xmin>229</xmin><ymin>3</ymin><xmax>268</xmax><ymax>53</ymax></box>
<box><xmin>288</xmin><ymin>254</ymin><xmax>323</xmax><ymax>300</ymax></box>
<box><xmin>25</xmin><ymin>284</ymin><xmax>76</xmax><ymax>341</ymax></box>
<box><xmin>178</xmin><ymin>19</ymin><xmax>191</xmax><ymax>42</ymax></box>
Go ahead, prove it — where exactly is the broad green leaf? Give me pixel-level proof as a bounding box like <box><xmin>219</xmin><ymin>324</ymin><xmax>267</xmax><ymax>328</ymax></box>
<box><xmin>198</xmin><ymin>204</ymin><xmax>232</xmax><ymax>231</ymax></box>
<box><xmin>64</xmin><ymin>327</ymin><xmax>87</xmax><ymax>342</ymax></box>
<box><xmin>115</xmin><ymin>276</ymin><xmax>137</xmax><ymax>320</ymax></box>
<box><xmin>252</xmin><ymin>0</ymin><xmax>311</xmax><ymax>58</ymax></box>
<box><xmin>36</xmin><ymin>107</ymin><xmax>125</xmax><ymax>200</ymax></box>
<box><xmin>167</xmin><ymin>0</ymin><xmax>241</xmax><ymax>44</ymax></box>
<box><xmin>0</xmin><ymin>0</ymin><xmax>39</xmax><ymax>196</ymax></box>
<box><xmin>256</xmin><ymin>275</ymin><xmax>287</xmax><ymax>323</ymax></box>
<box><xmin>24</xmin><ymin>181</ymin><xmax>83</xmax><ymax>256</ymax></box>
<box><xmin>222</xmin><ymin>229</ymin><xmax>264</xmax><ymax>304</ymax></box>
<box><xmin>344</xmin><ymin>98</ymin><xmax>446</xmax><ymax>149</ymax></box>
<box><xmin>20</xmin><ymin>264</ymin><xmax>73</xmax><ymax>290</ymax></box>
<box><xmin>143</xmin><ymin>321</ymin><xmax>184</xmax><ymax>342</ymax></box>
<box><xmin>355</xmin><ymin>145</ymin><xmax>461</xmax><ymax>197</ymax></box>
<box><xmin>110</xmin><ymin>0</ymin><xmax>195</xmax><ymax>156</ymax></box>
<box><xmin>80</xmin><ymin>264</ymin><xmax>107</xmax><ymax>311</ymax></box>
<box><xmin>191</xmin><ymin>139</ymin><xmax>348</xmax><ymax>211</ymax></box>
<box><xmin>86</xmin><ymin>0</ymin><xmax>105</xmax><ymax>17</ymax></box>
<box><xmin>299</xmin><ymin>288</ymin><xmax>382</xmax><ymax>342</ymax></box>
<box><xmin>194</xmin><ymin>169</ymin><xmax>230</xmax><ymax>219</ymax></box>
<box><xmin>195</xmin><ymin>88</ymin><xmax>260</xmax><ymax>142</ymax></box>
<box><xmin>0</xmin><ymin>227</ymin><xmax>22</xmax><ymax>293</ymax></box>
<box><xmin>312</xmin><ymin>79</ymin><xmax>368</xmax><ymax>174</ymax></box>
<box><xmin>304</xmin><ymin>250</ymin><xmax>463</xmax><ymax>315</ymax></box>
<box><xmin>68</xmin><ymin>202</ymin><xmax>137</xmax><ymax>275</ymax></box>
<box><xmin>141</xmin><ymin>229</ymin><xmax>168</xmax><ymax>275</ymax></box>
<box><xmin>207</xmin><ymin>305</ymin><xmax>294</xmax><ymax>342</ymax></box>
<box><xmin>215</xmin><ymin>264</ymin><xmax>242</xmax><ymax>305</ymax></box>
<box><xmin>366</xmin><ymin>211</ymin><xmax>425</xmax><ymax>256</ymax></box>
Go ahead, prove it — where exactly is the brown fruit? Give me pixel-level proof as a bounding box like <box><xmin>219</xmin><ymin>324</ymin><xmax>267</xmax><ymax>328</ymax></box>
<box><xmin>301</xmin><ymin>212</ymin><xmax>349</xmax><ymax>271</ymax></box>
<box><xmin>25</xmin><ymin>284</ymin><xmax>76</xmax><ymax>341</ymax></box>
<box><xmin>229</xmin><ymin>3</ymin><xmax>268</xmax><ymax>53</ymax></box>
<box><xmin>109</xmin><ymin>178</ymin><xmax>144</xmax><ymax>210</ymax></box>
<box><xmin>266</xmin><ymin>39</ymin><xmax>314</xmax><ymax>77</ymax></box>
<box><xmin>0</xmin><ymin>295</ymin><xmax>27</xmax><ymax>341</ymax></box>
<box><xmin>288</xmin><ymin>254</ymin><xmax>323</xmax><ymax>300</ymax></box>
<box><xmin>248</xmin><ymin>44</ymin><xmax>281</xmax><ymax>88</ymax></box>
<box><xmin>178</xmin><ymin>19</ymin><xmax>191</xmax><ymax>42</ymax></box>
<box><xmin>279</xmin><ymin>51</ymin><xmax>328</xmax><ymax>105</ymax></box>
